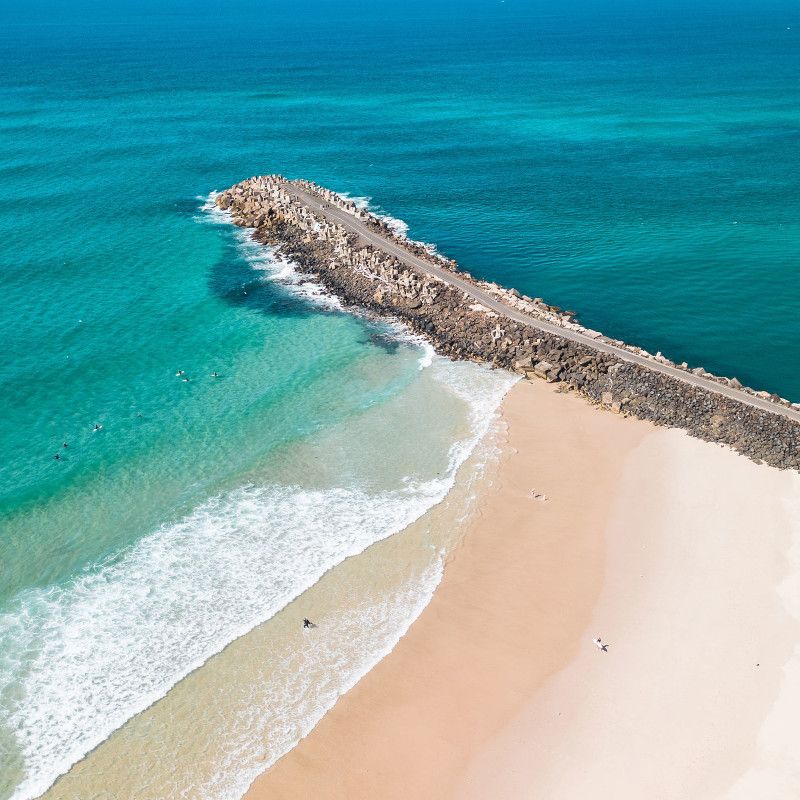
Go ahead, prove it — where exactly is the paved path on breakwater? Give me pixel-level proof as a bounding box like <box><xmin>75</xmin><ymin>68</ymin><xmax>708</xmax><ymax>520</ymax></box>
<box><xmin>287</xmin><ymin>184</ymin><xmax>800</xmax><ymax>424</ymax></box>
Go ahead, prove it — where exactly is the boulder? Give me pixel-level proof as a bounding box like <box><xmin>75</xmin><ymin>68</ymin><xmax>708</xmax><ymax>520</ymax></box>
<box><xmin>514</xmin><ymin>355</ymin><xmax>534</xmax><ymax>371</ymax></box>
<box><xmin>534</xmin><ymin>360</ymin><xmax>553</xmax><ymax>379</ymax></box>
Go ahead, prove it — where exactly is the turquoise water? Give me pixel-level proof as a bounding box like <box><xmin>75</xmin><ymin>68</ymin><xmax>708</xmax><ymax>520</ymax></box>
<box><xmin>1</xmin><ymin>2</ymin><xmax>798</xmax><ymax>797</ymax></box>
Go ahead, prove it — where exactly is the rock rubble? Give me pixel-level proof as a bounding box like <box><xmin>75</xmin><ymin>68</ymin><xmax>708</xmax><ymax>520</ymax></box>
<box><xmin>216</xmin><ymin>175</ymin><xmax>800</xmax><ymax>471</ymax></box>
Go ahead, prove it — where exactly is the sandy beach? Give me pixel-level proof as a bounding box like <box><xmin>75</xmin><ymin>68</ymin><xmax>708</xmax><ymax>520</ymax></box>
<box><xmin>246</xmin><ymin>378</ymin><xmax>800</xmax><ymax>800</ymax></box>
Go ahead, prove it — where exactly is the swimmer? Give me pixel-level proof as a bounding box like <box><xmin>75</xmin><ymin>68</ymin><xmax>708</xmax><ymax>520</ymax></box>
<box><xmin>53</xmin><ymin>453</ymin><xmax>61</xmax><ymax>460</ymax></box>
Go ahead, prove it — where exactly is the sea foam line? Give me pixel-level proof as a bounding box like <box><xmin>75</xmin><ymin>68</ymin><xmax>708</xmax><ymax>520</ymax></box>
<box><xmin>185</xmin><ymin>372</ymin><xmax>514</xmax><ymax>800</ymax></box>
<box><xmin>197</xmin><ymin>192</ymin><xmax>342</xmax><ymax>311</ymax></box>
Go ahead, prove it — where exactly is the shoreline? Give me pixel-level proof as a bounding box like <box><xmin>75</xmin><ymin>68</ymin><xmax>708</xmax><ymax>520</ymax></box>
<box><xmin>245</xmin><ymin>378</ymin><xmax>800</xmax><ymax>799</ymax></box>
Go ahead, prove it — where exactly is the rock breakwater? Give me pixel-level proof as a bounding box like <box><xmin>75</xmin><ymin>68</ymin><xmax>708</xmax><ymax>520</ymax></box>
<box><xmin>216</xmin><ymin>175</ymin><xmax>800</xmax><ymax>471</ymax></box>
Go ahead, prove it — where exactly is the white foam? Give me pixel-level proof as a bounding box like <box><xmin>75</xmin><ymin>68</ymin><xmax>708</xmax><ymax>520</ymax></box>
<box><xmin>196</xmin><ymin>192</ymin><xmax>343</xmax><ymax>312</ymax></box>
<box><xmin>199</xmin><ymin>191</ymin><xmax>446</xmax><ymax>317</ymax></box>
<box><xmin>418</xmin><ymin>341</ymin><xmax>435</xmax><ymax>370</ymax></box>
<box><xmin>201</xmin><ymin>365</ymin><xmax>515</xmax><ymax>800</ymax></box>
<box><xmin>380</xmin><ymin>323</ymin><xmax>436</xmax><ymax>371</ymax></box>
<box><xmin>186</xmin><ymin>372</ymin><xmax>514</xmax><ymax>800</ymax></box>
<box><xmin>235</xmin><ymin>230</ymin><xmax>343</xmax><ymax>312</ymax></box>
<box><xmin>196</xmin><ymin>191</ymin><xmax>228</xmax><ymax>224</ymax></box>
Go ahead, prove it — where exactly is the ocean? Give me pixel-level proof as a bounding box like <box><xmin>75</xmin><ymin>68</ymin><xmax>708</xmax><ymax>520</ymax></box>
<box><xmin>1</xmin><ymin>1</ymin><xmax>798</xmax><ymax>797</ymax></box>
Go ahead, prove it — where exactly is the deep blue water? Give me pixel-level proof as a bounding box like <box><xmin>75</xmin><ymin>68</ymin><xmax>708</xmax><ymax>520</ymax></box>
<box><xmin>0</xmin><ymin>2</ymin><xmax>798</xmax><ymax>797</ymax></box>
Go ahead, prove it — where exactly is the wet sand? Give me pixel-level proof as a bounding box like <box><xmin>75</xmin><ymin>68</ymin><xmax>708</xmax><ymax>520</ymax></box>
<box><xmin>245</xmin><ymin>379</ymin><xmax>800</xmax><ymax>800</ymax></box>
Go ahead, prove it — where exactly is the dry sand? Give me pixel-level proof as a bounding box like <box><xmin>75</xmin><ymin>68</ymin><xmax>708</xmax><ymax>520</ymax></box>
<box><xmin>245</xmin><ymin>379</ymin><xmax>800</xmax><ymax>800</ymax></box>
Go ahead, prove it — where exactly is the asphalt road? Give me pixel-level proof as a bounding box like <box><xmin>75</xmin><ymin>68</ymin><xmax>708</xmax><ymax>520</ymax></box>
<box><xmin>287</xmin><ymin>183</ymin><xmax>799</xmax><ymax>424</ymax></box>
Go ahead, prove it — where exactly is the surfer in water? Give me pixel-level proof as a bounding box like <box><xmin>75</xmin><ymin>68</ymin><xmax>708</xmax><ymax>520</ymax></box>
<box><xmin>93</xmin><ymin>423</ymin><xmax>103</xmax><ymax>432</ymax></box>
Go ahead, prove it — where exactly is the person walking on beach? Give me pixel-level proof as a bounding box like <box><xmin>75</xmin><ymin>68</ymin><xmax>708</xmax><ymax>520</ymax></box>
<box><xmin>592</xmin><ymin>636</ymin><xmax>609</xmax><ymax>652</ymax></box>
<box><xmin>303</xmin><ymin>618</ymin><xmax>315</xmax><ymax>629</ymax></box>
